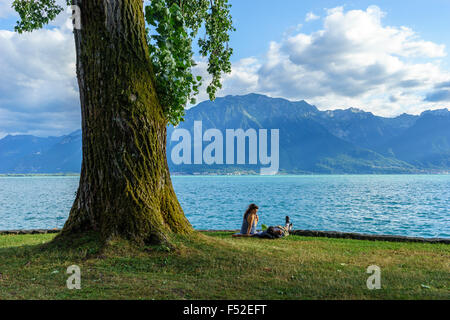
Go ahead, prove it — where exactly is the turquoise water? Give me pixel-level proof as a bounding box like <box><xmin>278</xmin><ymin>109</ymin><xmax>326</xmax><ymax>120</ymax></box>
<box><xmin>0</xmin><ymin>175</ymin><xmax>448</xmax><ymax>238</ymax></box>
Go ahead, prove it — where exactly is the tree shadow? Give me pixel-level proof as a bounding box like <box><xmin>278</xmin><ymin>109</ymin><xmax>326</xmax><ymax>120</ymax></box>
<box><xmin>0</xmin><ymin>231</ymin><xmax>104</xmax><ymax>265</ymax></box>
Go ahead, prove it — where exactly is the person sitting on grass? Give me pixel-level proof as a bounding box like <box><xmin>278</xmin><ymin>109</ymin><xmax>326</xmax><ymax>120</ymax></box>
<box><xmin>232</xmin><ymin>203</ymin><xmax>260</xmax><ymax>237</ymax></box>
<box><xmin>232</xmin><ymin>211</ymin><xmax>293</xmax><ymax>239</ymax></box>
<box><xmin>255</xmin><ymin>224</ymin><xmax>290</xmax><ymax>239</ymax></box>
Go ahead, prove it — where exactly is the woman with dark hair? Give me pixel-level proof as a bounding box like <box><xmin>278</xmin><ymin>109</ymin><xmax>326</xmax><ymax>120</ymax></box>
<box><xmin>232</xmin><ymin>203</ymin><xmax>259</xmax><ymax>237</ymax></box>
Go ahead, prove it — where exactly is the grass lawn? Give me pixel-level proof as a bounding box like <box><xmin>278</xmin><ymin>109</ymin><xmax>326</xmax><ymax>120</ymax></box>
<box><xmin>0</xmin><ymin>231</ymin><xmax>448</xmax><ymax>299</ymax></box>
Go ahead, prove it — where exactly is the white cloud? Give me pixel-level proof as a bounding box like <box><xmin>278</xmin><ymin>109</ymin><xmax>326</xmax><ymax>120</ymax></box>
<box><xmin>191</xmin><ymin>57</ymin><xmax>261</xmax><ymax>105</ymax></box>
<box><xmin>0</xmin><ymin>6</ymin><xmax>79</xmax><ymax>137</ymax></box>
<box><xmin>305</xmin><ymin>12</ymin><xmax>319</xmax><ymax>22</ymax></box>
<box><xmin>0</xmin><ymin>1</ymin><xmax>15</xmax><ymax>19</ymax></box>
<box><xmin>1</xmin><ymin>4</ymin><xmax>450</xmax><ymax>138</ymax></box>
<box><xmin>210</xmin><ymin>5</ymin><xmax>450</xmax><ymax>116</ymax></box>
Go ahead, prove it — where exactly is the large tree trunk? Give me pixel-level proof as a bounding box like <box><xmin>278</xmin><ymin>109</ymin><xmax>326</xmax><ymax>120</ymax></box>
<box><xmin>62</xmin><ymin>0</ymin><xmax>192</xmax><ymax>244</ymax></box>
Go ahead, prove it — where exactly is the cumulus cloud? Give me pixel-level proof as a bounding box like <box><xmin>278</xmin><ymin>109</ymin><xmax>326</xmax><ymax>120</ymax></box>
<box><xmin>210</xmin><ymin>5</ymin><xmax>450</xmax><ymax>116</ymax></box>
<box><xmin>0</xmin><ymin>27</ymin><xmax>78</xmax><ymax>137</ymax></box>
<box><xmin>424</xmin><ymin>80</ymin><xmax>450</xmax><ymax>102</ymax></box>
<box><xmin>305</xmin><ymin>12</ymin><xmax>319</xmax><ymax>22</ymax></box>
<box><xmin>191</xmin><ymin>57</ymin><xmax>261</xmax><ymax>105</ymax></box>
<box><xmin>0</xmin><ymin>1</ymin><xmax>15</xmax><ymax>18</ymax></box>
<box><xmin>425</xmin><ymin>90</ymin><xmax>450</xmax><ymax>102</ymax></box>
<box><xmin>1</xmin><ymin>4</ymin><xmax>450</xmax><ymax>138</ymax></box>
<box><xmin>0</xmin><ymin>2</ymin><xmax>78</xmax><ymax>138</ymax></box>
<box><xmin>435</xmin><ymin>81</ymin><xmax>450</xmax><ymax>89</ymax></box>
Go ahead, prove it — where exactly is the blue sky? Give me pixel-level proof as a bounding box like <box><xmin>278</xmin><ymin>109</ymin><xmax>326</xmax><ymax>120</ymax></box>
<box><xmin>0</xmin><ymin>0</ymin><xmax>450</xmax><ymax>138</ymax></box>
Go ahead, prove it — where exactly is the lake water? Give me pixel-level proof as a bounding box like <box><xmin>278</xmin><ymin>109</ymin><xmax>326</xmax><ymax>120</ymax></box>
<box><xmin>0</xmin><ymin>175</ymin><xmax>448</xmax><ymax>238</ymax></box>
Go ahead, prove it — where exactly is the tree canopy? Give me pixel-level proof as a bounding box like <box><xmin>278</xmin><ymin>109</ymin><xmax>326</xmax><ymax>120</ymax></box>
<box><xmin>12</xmin><ymin>0</ymin><xmax>234</xmax><ymax>125</ymax></box>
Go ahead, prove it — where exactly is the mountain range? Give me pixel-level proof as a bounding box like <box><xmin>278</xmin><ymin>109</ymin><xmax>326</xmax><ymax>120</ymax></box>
<box><xmin>1</xmin><ymin>93</ymin><xmax>449</xmax><ymax>174</ymax></box>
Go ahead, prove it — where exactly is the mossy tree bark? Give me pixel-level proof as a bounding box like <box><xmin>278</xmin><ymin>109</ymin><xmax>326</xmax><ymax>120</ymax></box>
<box><xmin>62</xmin><ymin>0</ymin><xmax>192</xmax><ymax>244</ymax></box>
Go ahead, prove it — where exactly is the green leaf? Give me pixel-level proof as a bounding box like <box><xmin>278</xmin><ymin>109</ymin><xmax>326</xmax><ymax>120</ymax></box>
<box><xmin>144</xmin><ymin>0</ymin><xmax>234</xmax><ymax>126</ymax></box>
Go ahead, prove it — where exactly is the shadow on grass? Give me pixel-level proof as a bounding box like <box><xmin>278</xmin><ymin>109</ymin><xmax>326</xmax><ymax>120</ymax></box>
<box><xmin>0</xmin><ymin>231</ymin><xmax>106</xmax><ymax>268</ymax></box>
<box><xmin>43</xmin><ymin>231</ymin><xmax>104</xmax><ymax>254</ymax></box>
<box><xmin>0</xmin><ymin>231</ymin><xmax>448</xmax><ymax>299</ymax></box>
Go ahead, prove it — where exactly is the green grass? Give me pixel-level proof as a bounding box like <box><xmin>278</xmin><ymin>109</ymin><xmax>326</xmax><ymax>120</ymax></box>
<box><xmin>0</xmin><ymin>231</ymin><xmax>448</xmax><ymax>299</ymax></box>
